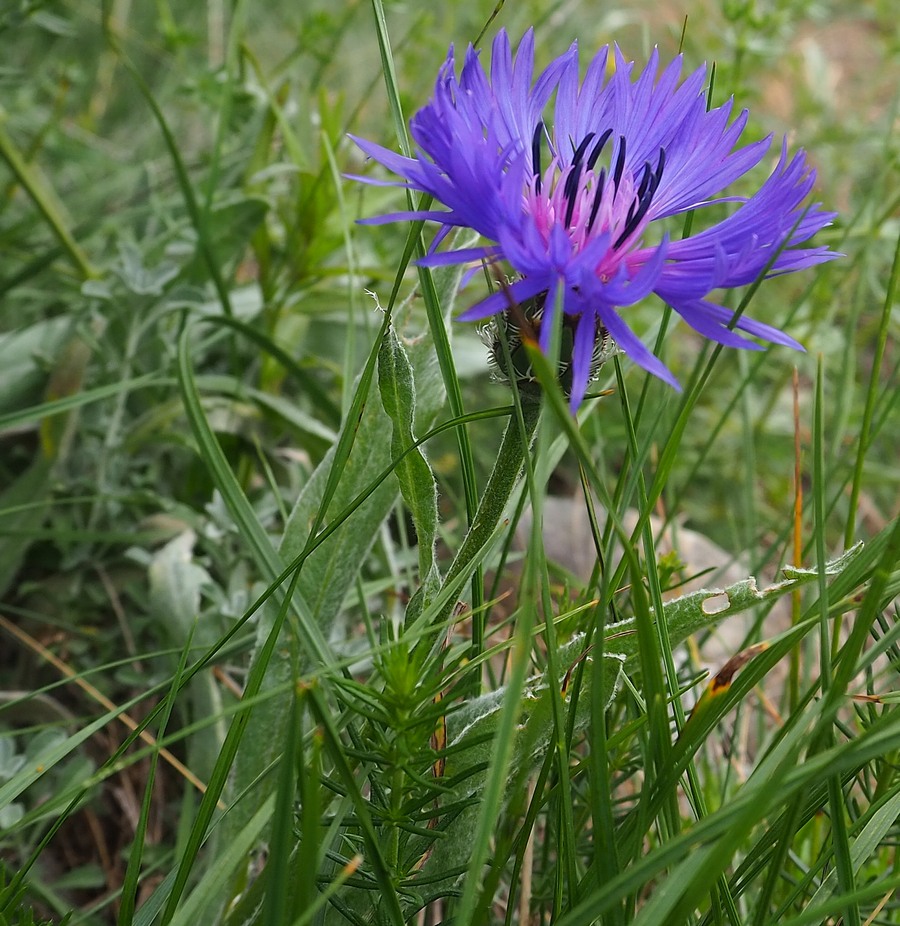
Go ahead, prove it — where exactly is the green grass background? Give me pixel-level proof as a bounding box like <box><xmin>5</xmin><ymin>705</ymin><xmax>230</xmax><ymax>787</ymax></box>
<box><xmin>1</xmin><ymin>1</ymin><xmax>899</xmax><ymax>924</ymax></box>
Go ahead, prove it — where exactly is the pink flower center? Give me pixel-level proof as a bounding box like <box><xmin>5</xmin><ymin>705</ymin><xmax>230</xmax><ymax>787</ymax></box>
<box><xmin>524</xmin><ymin>126</ymin><xmax>666</xmax><ymax>277</ymax></box>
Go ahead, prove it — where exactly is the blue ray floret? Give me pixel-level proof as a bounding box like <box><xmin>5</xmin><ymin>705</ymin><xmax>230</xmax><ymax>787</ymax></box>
<box><xmin>350</xmin><ymin>29</ymin><xmax>839</xmax><ymax>409</ymax></box>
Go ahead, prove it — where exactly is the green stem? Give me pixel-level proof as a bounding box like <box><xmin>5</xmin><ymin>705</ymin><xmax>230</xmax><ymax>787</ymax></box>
<box><xmin>441</xmin><ymin>395</ymin><xmax>542</xmax><ymax>638</ymax></box>
<box><xmin>844</xmin><ymin>225</ymin><xmax>900</xmax><ymax>547</ymax></box>
<box><xmin>0</xmin><ymin>123</ymin><xmax>96</xmax><ymax>280</ymax></box>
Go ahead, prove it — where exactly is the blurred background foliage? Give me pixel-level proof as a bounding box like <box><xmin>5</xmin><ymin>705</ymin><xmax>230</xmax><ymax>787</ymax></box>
<box><xmin>0</xmin><ymin>0</ymin><xmax>897</xmax><ymax>922</ymax></box>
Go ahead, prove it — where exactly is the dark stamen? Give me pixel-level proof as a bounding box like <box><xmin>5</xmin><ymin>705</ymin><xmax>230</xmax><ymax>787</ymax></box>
<box><xmin>612</xmin><ymin>136</ymin><xmax>627</xmax><ymax>194</ymax></box>
<box><xmin>623</xmin><ymin>199</ymin><xmax>638</xmax><ymax>232</ymax></box>
<box><xmin>635</xmin><ymin>162</ymin><xmax>653</xmax><ymax>201</ymax></box>
<box><xmin>587</xmin><ymin>167</ymin><xmax>606</xmax><ymax>231</ymax></box>
<box><xmin>570</xmin><ymin>132</ymin><xmax>595</xmax><ymax>167</ymax></box>
<box><xmin>586</xmin><ymin>128</ymin><xmax>613</xmax><ymax>171</ymax></box>
<box><xmin>652</xmin><ymin>147</ymin><xmax>666</xmax><ymax>193</ymax></box>
<box><xmin>614</xmin><ymin>187</ymin><xmax>654</xmax><ymax>248</ymax></box>
<box><xmin>532</xmin><ymin>122</ymin><xmax>544</xmax><ymax>192</ymax></box>
<box><xmin>564</xmin><ymin>162</ymin><xmax>583</xmax><ymax>227</ymax></box>
<box><xmin>612</xmin><ymin>147</ymin><xmax>667</xmax><ymax>249</ymax></box>
<box><xmin>563</xmin><ymin>134</ymin><xmax>596</xmax><ymax>227</ymax></box>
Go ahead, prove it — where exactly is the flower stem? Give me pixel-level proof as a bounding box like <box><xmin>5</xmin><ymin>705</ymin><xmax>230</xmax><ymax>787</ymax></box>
<box><xmin>442</xmin><ymin>394</ymin><xmax>542</xmax><ymax>659</ymax></box>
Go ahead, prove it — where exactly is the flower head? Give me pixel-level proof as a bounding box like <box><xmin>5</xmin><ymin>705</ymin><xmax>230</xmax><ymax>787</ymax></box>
<box><xmin>351</xmin><ymin>29</ymin><xmax>838</xmax><ymax>409</ymax></box>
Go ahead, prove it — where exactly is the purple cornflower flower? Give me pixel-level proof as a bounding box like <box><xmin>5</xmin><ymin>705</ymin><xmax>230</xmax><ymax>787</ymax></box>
<box><xmin>350</xmin><ymin>29</ymin><xmax>838</xmax><ymax>409</ymax></box>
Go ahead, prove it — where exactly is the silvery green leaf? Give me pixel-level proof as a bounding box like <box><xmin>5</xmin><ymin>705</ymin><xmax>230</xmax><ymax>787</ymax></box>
<box><xmin>378</xmin><ymin>323</ymin><xmax>439</xmax><ymax>584</ymax></box>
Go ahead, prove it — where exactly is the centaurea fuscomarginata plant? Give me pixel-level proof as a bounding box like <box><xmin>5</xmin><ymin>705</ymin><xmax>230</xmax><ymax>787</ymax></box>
<box><xmin>351</xmin><ymin>29</ymin><xmax>839</xmax><ymax>408</ymax></box>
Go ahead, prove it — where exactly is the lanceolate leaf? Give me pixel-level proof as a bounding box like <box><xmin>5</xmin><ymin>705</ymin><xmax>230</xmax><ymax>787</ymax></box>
<box><xmin>278</xmin><ymin>279</ymin><xmax>461</xmax><ymax>631</ymax></box>
<box><xmin>378</xmin><ymin>323</ymin><xmax>439</xmax><ymax>584</ymax></box>
<box><xmin>608</xmin><ymin>543</ymin><xmax>864</xmax><ymax>667</ymax></box>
